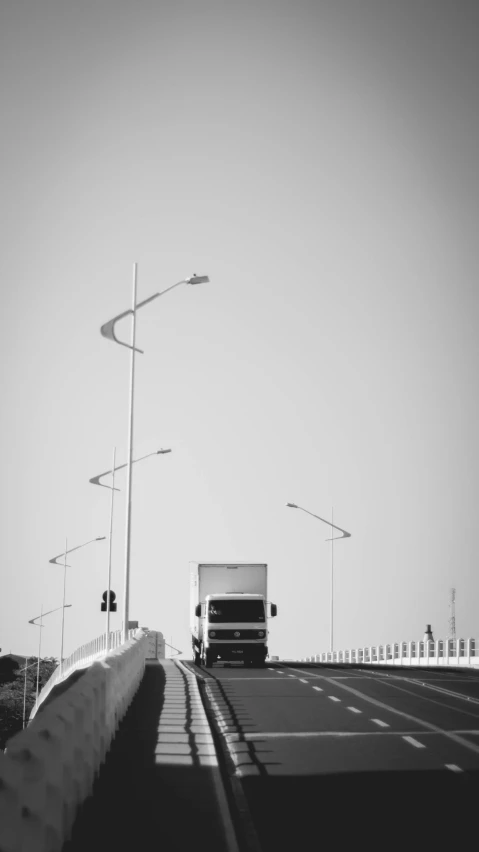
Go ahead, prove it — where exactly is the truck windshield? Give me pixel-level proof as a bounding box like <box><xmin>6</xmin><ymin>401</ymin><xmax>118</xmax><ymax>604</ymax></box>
<box><xmin>208</xmin><ymin>600</ymin><xmax>265</xmax><ymax>623</ymax></box>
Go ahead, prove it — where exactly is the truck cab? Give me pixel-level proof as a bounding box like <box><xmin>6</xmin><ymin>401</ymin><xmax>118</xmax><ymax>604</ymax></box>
<box><xmin>195</xmin><ymin>593</ymin><xmax>277</xmax><ymax>667</ymax></box>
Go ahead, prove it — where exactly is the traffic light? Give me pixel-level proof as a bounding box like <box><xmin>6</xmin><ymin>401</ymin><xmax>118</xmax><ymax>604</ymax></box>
<box><xmin>101</xmin><ymin>590</ymin><xmax>117</xmax><ymax>612</ymax></box>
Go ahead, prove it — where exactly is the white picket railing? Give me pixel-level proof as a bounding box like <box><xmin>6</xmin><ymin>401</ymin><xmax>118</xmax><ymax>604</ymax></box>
<box><xmin>301</xmin><ymin>638</ymin><xmax>479</xmax><ymax>667</ymax></box>
<box><xmin>29</xmin><ymin>629</ymin><xmax>136</xmax><ymax>720</ymax></box>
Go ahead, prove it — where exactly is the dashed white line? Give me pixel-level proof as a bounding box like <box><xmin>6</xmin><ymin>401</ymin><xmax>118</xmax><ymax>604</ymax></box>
<box><xmin>403</xmin><ymin>736</ymin><xmax>426</xmax><ymax>749</ymax></box>
<box><xmin>328</xmin><ymin>696</ymin><xmax>341</xmax><ymax>702</ymax></box>
<box><xmin>299</xmin><ymin>678</ymin><xmax>308</xmax><ymax>683</ymax></box>
<box><xmin>347</xmin><ymin>707</ymin><xmax>361</xmax><ymax>713</ymax></box>
<box><xmin>445</xmin><ymin>764</ymin><xmax>464</xmax><ymax>773</ymax></box>
<box><xmin>288</xmin><ymin>666</ymin><xmax>479</xmax><ymax>758</ymax></box>
<box><xmin>288</xmin><ymin>674</ymin><xmax>297</xmax><ymax>678</ymax></box>
<box><xmin>371</xmin><ymin>719</ymin><xmax>389</xmax><ymax>728</ymax></box>
<box><xmin>312</xmin><ymin>686</ymin><xmax>323</xmax><ymax>692</ymax></box>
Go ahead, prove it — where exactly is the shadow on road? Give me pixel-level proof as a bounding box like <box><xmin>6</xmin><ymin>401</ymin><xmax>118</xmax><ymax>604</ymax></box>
<box><xmin>63</xmin><ymin>661</ymin><xmax>228</xmax><ymax>852</ymax></box>
<box><xmin>241</xmin><ymin>768</ymin><xmax>479</xmax><ymax>850</ymax></box>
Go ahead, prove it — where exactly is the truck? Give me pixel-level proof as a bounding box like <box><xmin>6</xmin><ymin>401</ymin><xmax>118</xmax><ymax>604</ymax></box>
<box><xmin>190</xmin><ymin>562</ymin><xmax>277</xmax><ymax>667</ymax></box>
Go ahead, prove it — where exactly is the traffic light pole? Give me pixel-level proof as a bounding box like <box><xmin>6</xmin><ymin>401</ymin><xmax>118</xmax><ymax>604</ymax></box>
<box><xmin>106</xmin><ymin>447</ymin><xmax>116</xmax><ymax>651</ymax></box>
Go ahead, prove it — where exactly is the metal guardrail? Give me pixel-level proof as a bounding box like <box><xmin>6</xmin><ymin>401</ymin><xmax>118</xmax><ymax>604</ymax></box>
<box><xmin>301</xmin><ymin>638</ymin><xmax>479</xmax><ymax>666</ymax></box>
<box><xmin>29</xmin><ymin>629</ymin><xmax>136</xmax><ymax>719</ymax></box>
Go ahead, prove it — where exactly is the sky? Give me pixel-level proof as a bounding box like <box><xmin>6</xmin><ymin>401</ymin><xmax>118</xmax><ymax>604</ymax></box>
<box><xmin>1</xmin><ymin>0</ymin><xmax>478</xmax><ymax>662</ymax></box>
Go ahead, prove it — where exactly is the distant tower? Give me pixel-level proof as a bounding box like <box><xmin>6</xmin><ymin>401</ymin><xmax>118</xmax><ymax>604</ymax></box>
<box><xmin>448</xmin><ymin>588</ymin><xmax>456</xmax><ymax>640</ymax></box>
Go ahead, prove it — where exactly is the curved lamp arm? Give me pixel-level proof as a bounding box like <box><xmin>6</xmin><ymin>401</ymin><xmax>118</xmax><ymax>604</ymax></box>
<box><xmin>49</xmin><ymin>536</ymin><xmax>106</xmax><ymax>565</ymax></box>
<box><xmin>29</xmin><ymin>604</ymin><xmax>72</xmax><ymax>625</ymax></box>
<box><xmin>165</xmin><ymin>641</ymin><xmax>183</xmax><ymax>657</ymax></box>
<box><xmin>286</xmin><ymin>503</ymin><xmax>351</xmax><ymax>540</ymax></box>
<box><xmin>100</xmin><ymin>274</ymin><xmax>209</xmax><ymax>352</ymax></box>
<box><xmin>89</xmin><ymin>449</ymin><xmax>172</xmax><ymax>490</ymax></box>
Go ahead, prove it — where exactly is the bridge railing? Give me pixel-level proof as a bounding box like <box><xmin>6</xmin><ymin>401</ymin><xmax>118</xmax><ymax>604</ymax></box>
<box><xmin>302</xmin><ymin>638</ymin><xmax>479</xmax><ymax>667</ymax></box>
<box><xmin>29</xmin><ymin>629</ymin><xmax>136</xmax><ymax>720</ymax></box>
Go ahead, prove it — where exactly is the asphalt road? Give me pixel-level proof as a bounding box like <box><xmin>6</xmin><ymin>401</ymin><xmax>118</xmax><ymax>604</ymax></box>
<box><xmin>64</xmin><ymin>660</ymin><xmax>236</xmax><ymax>852</ymax></box>
<box><xmin>187</xmin><ymin>661</ymin><xmax>479</xmax><ymax>852</ymax></box>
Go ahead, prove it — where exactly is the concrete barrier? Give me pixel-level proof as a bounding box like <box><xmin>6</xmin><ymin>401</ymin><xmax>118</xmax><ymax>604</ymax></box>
<box><xmin>0</xmin><ymin>630</ymin><xmax>147</xmax><ymax>852</ymax></box>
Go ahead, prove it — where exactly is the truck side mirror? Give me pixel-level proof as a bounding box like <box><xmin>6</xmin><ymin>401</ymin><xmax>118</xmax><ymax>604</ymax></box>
<box><xmin>271</xmin><ymin>604</ymin><xmax>277</xmax><ymax>617</ymax></box>
<box><xmin>195</xmin><ymin>604</ymin><xmax>202</xmax><ymax>617</ymax></box>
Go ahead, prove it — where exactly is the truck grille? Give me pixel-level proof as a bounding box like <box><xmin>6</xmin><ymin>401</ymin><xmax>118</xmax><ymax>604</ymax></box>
<box><xmin>210</xmin><ymin>629</ymin><xmax>264</xmax><ymax>639</ymax></box>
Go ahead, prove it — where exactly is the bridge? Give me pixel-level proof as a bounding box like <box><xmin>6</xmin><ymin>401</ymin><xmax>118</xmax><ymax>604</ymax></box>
<box><xmin>1</xmin><ymin>631</ymin><xmax>479</xmax><ymax>852</ymax></box>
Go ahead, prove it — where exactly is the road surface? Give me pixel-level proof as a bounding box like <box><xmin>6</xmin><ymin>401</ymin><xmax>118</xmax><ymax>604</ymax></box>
<box><xmin>186</xmin><ymin>661</ymin><xmax>479</xmax><ymax>851</ymax></box>
<box><xmin>65</xmin><ymin>660</ymin><xmax>479</xmax><ymax>851</ymax></box>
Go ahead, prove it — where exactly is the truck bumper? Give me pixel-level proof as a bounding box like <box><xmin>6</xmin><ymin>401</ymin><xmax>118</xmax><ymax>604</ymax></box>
<box><xmin>206</xmin><ymin>643</ymin><xmax>268</xmax><ymax>662</ymax></box>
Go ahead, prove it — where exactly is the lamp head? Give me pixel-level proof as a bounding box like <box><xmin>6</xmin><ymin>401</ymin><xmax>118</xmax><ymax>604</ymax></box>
<box><xmin>286</xmin><ymin>503</ymin><xmax>298</xmax><ymax>508</ymax></box>
<box><xmin>186</xmin><ymin>274</ymin><xmax>209</xmax><ymax>285</ymax></box>
<box><xmin>157</xmin><ymin>448</ymin><xmax>172</xmax><ymax>454</ymax></box>
<box><xmin>96</xmin><ymin>536</ymin><xmax>107</xmax><ymax>541</ymax></box>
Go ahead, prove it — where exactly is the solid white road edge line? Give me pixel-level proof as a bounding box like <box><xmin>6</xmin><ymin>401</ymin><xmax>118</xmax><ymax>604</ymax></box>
<box><xmin>175</xmin><ymin>660</ymin><xmax>240</xmax><ymax>852</ymax></box>
<box><xmin>223</xmin><ymin>730</ymin><xmax>476</xmax><ymax>740</ymax></box>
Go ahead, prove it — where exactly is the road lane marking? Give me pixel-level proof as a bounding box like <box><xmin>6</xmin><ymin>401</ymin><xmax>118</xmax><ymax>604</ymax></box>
<box><xmin>288</xmin><ymin>666</ymin><xmax>479</xmax><ymax>758</ymax></box>
<box><xmin>403</xmin><ymin>736</ymin><xmax>426</xmax><ymax>749</ymax></box>
<box><xmin>449</xmin><ymin>729</ymin><xmax>479</xmax><ymax>734</ymax></box>
<box><xmin>371</xmin><ymin>719</ymin><xmax>389</xmax><ymax>728</ymax></box>
<box><xmin>445</xmin><ymin>764</ymin><xmax>464</xmax><ymax>773</ymax></box>
<box><xmin>358</xmin><ymin>670</ymin><xmax>479</xmax><ymax>707</ymax></box>
<box><xmin>218</xmin><ymin>677</ymin><xmax>290</xmax><ymax>680</ymax></box>
<box><xmin>174</xmin><ymin>660</ymin><xmax>241</xmax><ymax>852</ymax></box>
<box><xmin>348</xmin><ymin>707</ymin><xmax>361</xmax><ymax>713</ymax></box>
<box><xmin>288</xmin><ymin>674</ymin><xmax>297</xmax><ymax>678</ymax></box>
<box><xmin>299</xmin><ymin>678</ymin><xmax>309</xmax><ymax>683</ymax></box>
<box><xmin>312</xmin><ymin>686</ymin><xmax>323</xmax><ymax>692</ymax></box>
<box><xmin>328</xmin><ymin>696</ymin><xmax>341</xmax><ymax>702</ymax></box>
<box><xmin>225</xmin><ymin>731</ymin><xmax>458</xmax><ymax>740</ymax></box>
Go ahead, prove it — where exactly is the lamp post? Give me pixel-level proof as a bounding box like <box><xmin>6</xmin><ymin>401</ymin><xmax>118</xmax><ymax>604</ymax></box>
<box><xmin>19</xmin><ymin>659</ymin><xmax>37</xmax><ymax>729</ymax></box>
<box><xmin>286</xmin><ymin>502</ymin><xmax>351</xmax><ymax>653</ymax></box>
<box><xmin>28</xmin><ymin>603</ymin><xmax>72</xmax><ymax>704</ymax></box>
<box><xmin>100</xmin><ymin>265</ymin><xmax>209</xmax><ymax>642</ymax></box>
<box><xmin>49</xmin><ymin>537</ymin><xmax>105</xmax><ymax>673</ymax></box>
<box><xmin>90</xmin><ymin>447</ymin><xmax>172</xmax><ymax>649</ymax></box>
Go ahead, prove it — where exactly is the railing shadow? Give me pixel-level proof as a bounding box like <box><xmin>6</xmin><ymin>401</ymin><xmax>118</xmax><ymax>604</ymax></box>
<box><xmin>63</xmin><ymin>661</ymin><xmax>229</xmax><ymax>851</ymax></box>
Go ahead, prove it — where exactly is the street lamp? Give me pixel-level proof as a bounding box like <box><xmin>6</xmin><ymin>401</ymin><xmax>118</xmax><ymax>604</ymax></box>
<box><xmin>49</xmin><ymin>537</ymin><xmax>106</xmax><ymax>673</ymax></box>
<box><xmin>19</xmin><ymin>660</ymin><xmax>37</xmax><ymax>729</ymax></box>
<box><xmin>286</xmin><ymin>502</ymin><xmax>351</xmax><ymax>653</ymax></box>
<box><xmin>89</xmin><ymin>447</ymin><xmax>172</xmax><ymax>649</ymax></box>
<box><xmin>28</xmin><ymin>603</ymin><xmax>72</xmax><ymax>705</ymax></box>
<box><xmin>100</xmin><ymin>265</ymin><xmax>209</xmax><ymax>642</ymax></box>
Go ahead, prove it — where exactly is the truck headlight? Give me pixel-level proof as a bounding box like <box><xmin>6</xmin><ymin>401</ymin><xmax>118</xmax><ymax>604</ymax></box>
<box><xmin>257</xmin><ymin>631</ymin><xmax>265</xmax><ymax>638</ymax></box>
<box><xmin>209</xmin><ymin>631</ymin><xmax>216</xmax><ymax>638</ymax></box>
